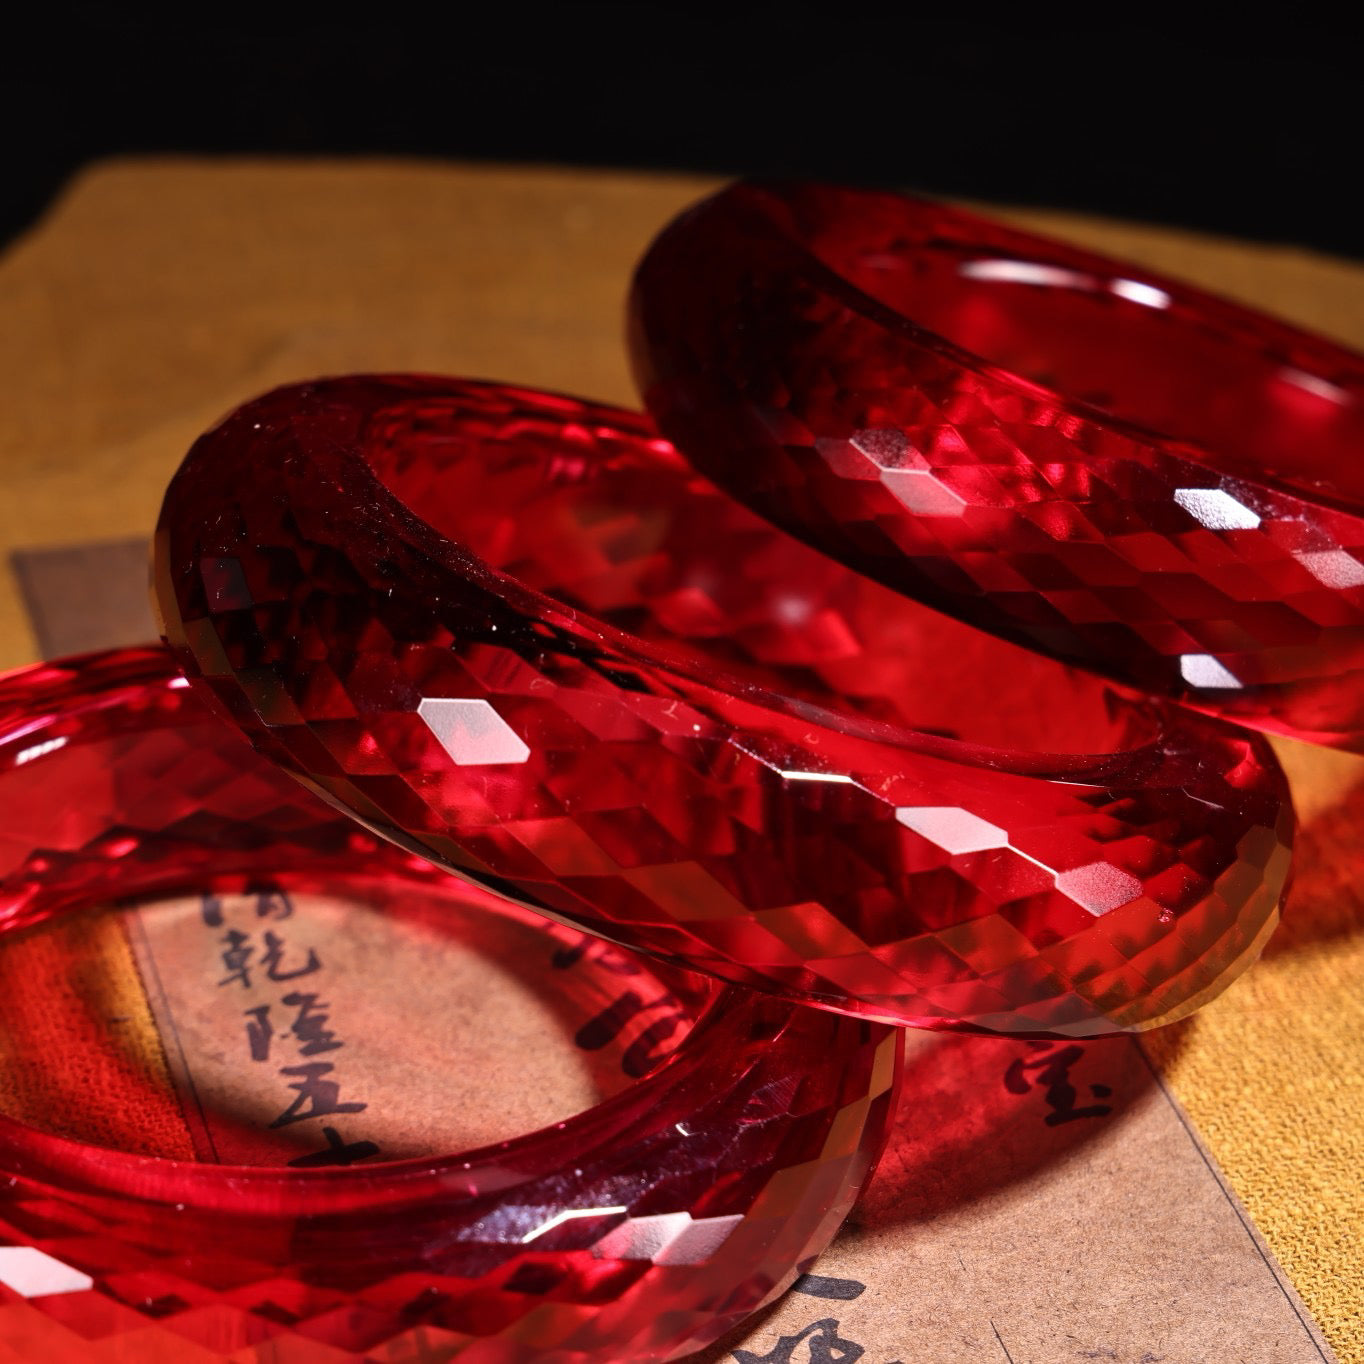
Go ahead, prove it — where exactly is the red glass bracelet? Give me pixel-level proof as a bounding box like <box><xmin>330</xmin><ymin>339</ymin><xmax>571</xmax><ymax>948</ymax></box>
<box><xmin>155</xmin><ymin>377</ymin><xmax>1293</xmax><ymax>1037</ymax></box>
<box><xmin>0</xmin><ymin>646</ymin><xmax>900</xmax><ymax>1364</ymax></box>
<box><xmin>630</xmin><ymin>181</ymin><xmax>1364</xmax><ymax>749</ymax></box>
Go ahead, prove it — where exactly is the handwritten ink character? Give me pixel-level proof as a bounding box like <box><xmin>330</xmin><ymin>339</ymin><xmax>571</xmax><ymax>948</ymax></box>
<box><xmin>551</xmin><ymin>935</ymin><xmax>642</xmax><ymax>977</ymax></box>
<box><xmin>622</xmin><ymin>1012</ymin><xmax>685</xmax><ymax>1078</ymax></box>
<box><xmin>261</xmin><ymin>929</ymin><xmax>320</xmax><ymax>983</ymax></box>
<box><xmin>1004</xmin><ymin>1043</ymin><xmax>1114</xmax><ymax>1126</ymax></box>
<box><xmin>287</xmin><ymin>1125</ymin><xmax>381</xmax><ymax>1168</ymax></box>
<box><xmin>218</xmin><ymin>928</ymin><xmax>254</xmax><ymax>989</ymax></box>
<box><xmin>791</xmin><ymin>1274</ymin><xmax>866</xmax><ymax>1302</ymax></box>
<box><xmin>243</xmin><ymin>1004</ymin><xmax>274</xmax><ymax>1061</ymax></box>
<box><xmin>575</xmin><ymin>989</ymin><xmax>681</xmax><ymax>1053</ymax></box>
<box><xmin>550</xmin><ymin>938</ymin><xmax>591</xmax><ymax>971</ymax></box>
<box><xmin>1002</xmin><ymin>1039</ymin><xmax>1052</xmax><ymax>1097</ymax></box>
<box><xmin>733</xmin><ymin>1316</ymin><xmax>865</xmax><ymax>1363</ymax></box>
<box><xmin>282</xmin><ymin>991</ymin><xmax>343</xmax><ymax>1056</ymax></box>
<box><xmin>253</xmin><ymin>885</ymin><xmax>294</xmax><ymax>920</ymax></box>
<box><xmin>269</xmin><ymin>1062</ymin><xmax>367</xmax><ymax>1129</ymax></box>
<box><xmin>200</xmin><ymin>892</ymin><xmax>226</xmax><ymax>928</ymax></box>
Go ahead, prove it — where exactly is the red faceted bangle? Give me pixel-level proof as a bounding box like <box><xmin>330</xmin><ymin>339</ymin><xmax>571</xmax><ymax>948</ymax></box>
<box><xmin>0</xmin><ymin>645</ymin><xmax>900</xmax><ymax>1364</ymax></box>
<box><xmin>155</xmin><ymin>377</ymin><xmax>1293</xmax><ymax>1037</ymax></box>
<box><xmin>630</xmin><ymin>181</ymin><xmax>1364</xmax><ymax>749</ymax></box>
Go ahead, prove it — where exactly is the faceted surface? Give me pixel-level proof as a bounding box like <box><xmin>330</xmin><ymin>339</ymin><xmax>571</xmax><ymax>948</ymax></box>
<box><xmin>629</xmin><ymin>181</ymin><xmax>1364</xmax><ymax>749</ymax></box>
<box><xmin>155</xmin><ymin>378</ymin><xmax>1294</xmax><ymax>1036</ymax></box>
<box><xmin>0</xmin><ymin>647</ymin><xmax>900</xmax><ymax>1362</ymax></box>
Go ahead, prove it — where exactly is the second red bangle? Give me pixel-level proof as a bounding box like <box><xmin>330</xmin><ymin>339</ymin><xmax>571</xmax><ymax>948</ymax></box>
<box><xmin>630</xmin><ymin>181</ymin><xmax>1364</xmax><ymax>750</ymax></box>
<box><xmin>154</xmin><ymin>376</ymin><xmax>1292</xmax><ymax>1038</ymax></box>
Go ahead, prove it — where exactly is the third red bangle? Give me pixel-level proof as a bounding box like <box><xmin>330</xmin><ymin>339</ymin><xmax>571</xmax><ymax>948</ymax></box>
<box><xmin>630</xmin><ymin>181</ymin><xmax>1364</xmax><ymax>750</ymax></box>
<box><xmin>0</xmin><ymin>645</ymin><xmax>897</xmax><ymax>1364</ymax></box>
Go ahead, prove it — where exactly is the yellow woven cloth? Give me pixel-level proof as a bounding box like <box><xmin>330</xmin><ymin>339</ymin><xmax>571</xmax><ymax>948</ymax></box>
<box><xmin>0</xmin><ymin>160</ymin><xmax>1359</xmax><ymax>1358</ymax></box>
<box><xmin>1145</xmin><ymin>737</ymin><xmax>1364</xmax><ymax>1362</ymax></box>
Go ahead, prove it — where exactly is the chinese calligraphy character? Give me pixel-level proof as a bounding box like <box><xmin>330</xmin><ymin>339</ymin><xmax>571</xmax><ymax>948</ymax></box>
<box><xmin>244</xmin><ymin>1004</ymin><xmax>274</xmax><ymax>1061</ymax></box>
<box><xmin>200</xmin><ymin>892</ymin><xmax>225</xmax><ymax>928</ymax></box>
<box><xmin>261</xmin><ymin>930</ymin><xmax>321</xmax><ymax>983</ymax></box>
<box><xmin>1004</xmin><ymin>1043</ymin><xmax>1114</xmax><ymax>1126</ymax></box>
<box><xmin>575</xmin><ymin>988</ymin><xmax>688</xmax><ymax>1077</ymax></box>
<box><xmin>734</xmin><ymin>1317</ymin><xmax>865</xmax><ymax>1363</ymax></box>
<box><xmin>792</xmin><ymin>1275</ymin><xmax>866</xmax><ymax>1301</ymax></box>
<box><xmin>622</xmin><ymin>1014</ymin><xmax>684</xmax><ymax>1078</ymax></box>
<box><xmin>552</xmin><ymin>935</ymin><xmax>642</xmax><ymax>977</ymax></box>
<box><xmin>281</xmin><ymin>991</ymin><xmax>343</xmax><ymax>1056</ymax></box>
<box><xmin>287</xmin><ymin>1125</ymin><xmax>381</xmax><ymax>1168</ymax></box>
<box><xmin>269</xmin><ymin>1062</ymin><xmax>367</xmax><ymax>1129</ymax></box>
<box><xmin>218</xmin><ymin>929</ymin><xmax>254</xmax><ymax>988</ymax></box>
<box><xmin>253</xmin><ymin>885</ymin><xmax>295</xmax><ymax>920</ymax></box>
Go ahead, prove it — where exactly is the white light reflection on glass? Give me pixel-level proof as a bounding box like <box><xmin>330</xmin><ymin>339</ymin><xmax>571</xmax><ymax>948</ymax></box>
<box><xmin>958</xmin><ymin>260</ymin><xmax>1094</xmax><ymax>289</ymax></box>
<box><xmin>1173</xmin><ymin>487</ymin><xmax>1262</xmax><ymax>531</ymax></box>
<box><xmin>780</xmin><ymin>770</ymin><xmax>856</xmax><ymax>785</ymax></box>
<box><xmin>15</xmin><ymin>735</ymin><xmax>66</xmax><ymax>765</ymax></box>
<box><xmin>520</xmin><ymin>1205</ymin><xmax>628</xmax><ymax>1244</ymax></box>
<box><xmin>1279</xmin><ymin>367</ymin><xmax>1351</xmax><ymax>406</ymax></box>
<box><xmin>1180</xmin><ymin>654</ymin><xmax>1244</xmax><ymax>690</ymax></box>
<box><xmin>1110</xmin><ymin>279</ymin><xmax>1172</xmax><ymax>309</ymax></box>
<box><xmin>417</xmin><ymin>697</ymin><xmax>531</xmax><ymax>766</ymax></box>
<box><xmin>1298</xmin><ymin>549</ymin><xmax>1364</xmax><ymax>588</ymax></box>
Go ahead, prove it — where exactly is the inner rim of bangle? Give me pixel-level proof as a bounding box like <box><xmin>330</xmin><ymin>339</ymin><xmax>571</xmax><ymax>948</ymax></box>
<box><xmin>362</xmin><ymin>389</ymin><xmax>1161</xmax><ymax>759</ymax></box>
<box><xmin>782</xmin><ymin>189</ymin><xmax>1364</xmax><ymax>508</ymax></box>
<box><xmin>0</xmin><ymin>666</ymin><xmax>728</xmax><ymax>1205</ymax></box>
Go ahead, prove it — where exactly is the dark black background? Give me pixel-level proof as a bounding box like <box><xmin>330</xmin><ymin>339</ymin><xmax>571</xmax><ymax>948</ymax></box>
<box><xmin>3</xmin><ymin>8</ymin><xmax>1357</xmax><ymax>255</ymax></box>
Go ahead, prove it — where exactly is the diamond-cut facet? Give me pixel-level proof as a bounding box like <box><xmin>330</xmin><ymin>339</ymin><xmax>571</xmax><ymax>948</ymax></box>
<box><xmin>895</xmin><ymin>806</ymin><xmax>1008</xmax><ymax>855</ymax></box>
<box><xmin>1181</xmin><ymin>654</ymin><xmax>1244</xmax><ymax>689</ymax></box>
<box><xmin>418</xmin><ymin>696</ymin><xmax>532</xmax><ymax>765</ymax></box>
<box><xmin>1173</xmin><ymin>487</ymin><xmax>1262</xmax><ymax>530</ymax></box>
<box><xmin>0</xmin><ymin>1248</ymin><xmax>93</xmax><ymax>1298</ymax></box>
<box><xmin>1055</xmin><ymin>863</ymin><xmax>1145</xmax><ymax>915</ymax></box>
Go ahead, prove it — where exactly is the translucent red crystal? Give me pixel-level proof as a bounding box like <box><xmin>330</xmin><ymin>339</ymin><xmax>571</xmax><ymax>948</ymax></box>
<box><xmin>155</xmin><ymin>378</ymin><xmax>1293</xmax><ymax>1036</ymax></box>
<box><xmin>0</xmin><ymin>646</ymin><xmax>900</xmax><ymax>1363</ymax></box>
<box><xmin>629</xmin><ymin>181</ymin><xmax>1364</xmax><ymax>749</ymax></box>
